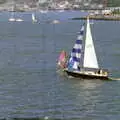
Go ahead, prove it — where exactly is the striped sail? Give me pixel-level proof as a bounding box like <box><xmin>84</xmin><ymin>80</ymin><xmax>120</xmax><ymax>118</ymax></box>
<box><xmin>68</xmin><ymin>24</ymin><xmax>84</xmax><ymax>70</ymax></box>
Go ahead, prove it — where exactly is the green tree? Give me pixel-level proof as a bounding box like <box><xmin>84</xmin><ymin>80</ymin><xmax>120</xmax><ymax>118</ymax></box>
<box><xmin>108</xmin><ymin>0</ymin><xmax>120</xmax><ymax>7</ymax></box>
<box><xmin>0</xmin><ymin>0</ymin><xmax>6</xmax><ymax>4</ymax></box>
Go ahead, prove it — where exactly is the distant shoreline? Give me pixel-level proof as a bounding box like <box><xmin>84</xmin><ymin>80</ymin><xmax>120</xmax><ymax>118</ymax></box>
<box><xmin>72</xmin><ymin>15</ymin><xmax>120</xmax><ymax>21</ymax></box>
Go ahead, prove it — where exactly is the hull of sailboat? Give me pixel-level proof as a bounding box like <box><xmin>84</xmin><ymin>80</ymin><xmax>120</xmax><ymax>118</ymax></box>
<box><xmin>16</xmin><ymin>19</ymin><xmax>24</xmax><ymax>22</ymax></box>
<box><xmin>9</xmin><ymin>18</ymin><xmax>24</xmax><ymax>22</ymax></box>
<box><xmin>9</xmin><ymin>18</ymin><xmax>16</xmax><ymax>22</ymax></box>
<box><xmin>64</xmin><ymin>69</ymin><xmax>109</xmax><ymax>80</ymax></box>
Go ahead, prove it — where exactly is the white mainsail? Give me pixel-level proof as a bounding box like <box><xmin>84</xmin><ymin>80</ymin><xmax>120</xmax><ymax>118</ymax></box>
<box><xmin>83</xmin><ymin>18</ymin><xmax>99</xmax><ymax>69</ymax></box>
<box><xmin>32</xmin><ymin>13</ymin><xmax>37</xmax><ymax>22</ymax></box>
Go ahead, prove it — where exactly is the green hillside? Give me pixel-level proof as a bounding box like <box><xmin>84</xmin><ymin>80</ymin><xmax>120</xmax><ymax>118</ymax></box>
<box><xmin>0</xmin><ymin>0</ymin><xmax>6</xmax><ymax>4</ymax></box>
<box><xmin>108</xmin><ymin>0</ymin><xmax>120</xmax><ymax>7</ymax></box>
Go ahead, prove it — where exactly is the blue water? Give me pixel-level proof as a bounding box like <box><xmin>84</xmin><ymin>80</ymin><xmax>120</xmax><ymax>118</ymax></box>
<box><xmin>0</xmin><ymin>10</ymin><xmax>119</xmax><ymax>120</ymax></box>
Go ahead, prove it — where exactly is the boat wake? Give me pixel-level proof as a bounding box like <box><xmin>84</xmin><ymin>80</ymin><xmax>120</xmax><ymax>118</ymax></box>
<box><xmin>109</xmin><ymin>77</ymin><xmax>120</xmax><ymax>81</ymax></box>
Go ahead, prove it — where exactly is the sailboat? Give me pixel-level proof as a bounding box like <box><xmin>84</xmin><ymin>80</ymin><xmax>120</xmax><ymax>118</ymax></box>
<box><xmin>63</xmin><ymin>17</ymin><xmax>109</xmax><ymax>80</ymax></box>
<box><xmin>9</xmin><ymin>6</ymin><xmax>16</xmax><ymax>22</ymax></box>
<box><xmin>32</xmin><ymin>13</ymin><xmax>37</xmax><ymax>23</ymax></box>
<box><xmin>9</xmin><ymin>13</ymin><xmax>24</xmax><ymax>22</ymax></box>
<box><xmin>9</xmin><ymin>12</ymin><xmax>16</xmax><ymax>22</ymax></box>
<box><xmin>9</xmin><ymin>5</ymin><xmax>23</xmax><ymax>22</ymax></box>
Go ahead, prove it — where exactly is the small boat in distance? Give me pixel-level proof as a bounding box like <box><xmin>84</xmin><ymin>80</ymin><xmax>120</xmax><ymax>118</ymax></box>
<box><xmin>15</xmin><ymin>18</ymin><xmax>24</xmax><ymax>22</ymax></box>
<box><xmin>9</xmin><ymin>17</ymin><xmax>16</xmax><ymax>22</ymax></box>
<box><xmin>8</xmin><ymin>3</ymin><xmax>24</xmax><ymax>22</ymax></box>
<box><xmin>51</xmin><ymin>20</ymin><xmax>60</xmax><ymax>24</ymax></box>
<box><xmin>32</xmin><ymin>13</ymin><xmax>37</xmax><ymax>23</ymax></box>
<box><xmin>9</xmin><ymin>16</ymin><xmax>24</xmax><ymax>22</ymax></box>
<box><xmin>9</xmin><ymin>12</ymin><xmax>24</xmax><ymax>22</ymax></box>
<box><xmin>58</xmin><ymin>17</ymin><xmax>109</xmax><ymax>80</ymax></box>
<box><xmin>9</xmin><ymin>12</ymin><xmax>16</xmax><ymax>22</ymax></box>
<box><xmin>9</xmin><ymin>4</ymin><xmax>16</xmax><ymax>22</ymax></box>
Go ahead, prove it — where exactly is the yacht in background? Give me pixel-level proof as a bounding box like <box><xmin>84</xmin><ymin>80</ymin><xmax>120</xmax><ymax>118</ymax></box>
<box><xmin>8</xmin><ymin>3</ymin><xmax>24</xmax><ymax>22</ymax></box>
<box><xmin>32</xmin><ymin>13</ymin><xmax>38</xmax><ymax>23</ymax></box>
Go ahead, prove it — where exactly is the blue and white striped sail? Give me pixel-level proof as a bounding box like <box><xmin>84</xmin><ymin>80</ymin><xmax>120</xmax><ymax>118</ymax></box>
<box><xmin>68</xmin><ymin>24</ymin><xmax>84</xmax><ymax>70</ymax></box>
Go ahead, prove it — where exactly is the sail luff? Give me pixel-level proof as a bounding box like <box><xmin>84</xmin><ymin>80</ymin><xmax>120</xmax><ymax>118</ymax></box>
<box><xmin>83</xmin><ymin>18</ymin><xmax>99</xmax><ymax>69</ymax></box>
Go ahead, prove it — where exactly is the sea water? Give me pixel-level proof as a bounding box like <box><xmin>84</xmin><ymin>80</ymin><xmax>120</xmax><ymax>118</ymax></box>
<box><xmin>0</xmin><ymin>11</ymin><xmax>119</xmax><ymax>119</ymax></box>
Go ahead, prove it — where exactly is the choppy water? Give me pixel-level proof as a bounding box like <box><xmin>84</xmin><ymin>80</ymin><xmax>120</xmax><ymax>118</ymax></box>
<box><xmin>0</xmin><ymin>11</ymin><xmax>119</xmax><ymax>120</ymax></box>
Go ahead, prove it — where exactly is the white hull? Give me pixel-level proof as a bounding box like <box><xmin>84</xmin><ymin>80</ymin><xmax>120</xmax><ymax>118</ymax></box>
<box><xmin>16</xmin><ymin>18</ymin><xmax>24</xmax><ymax>22</ymax></box>
<box><xmin>9</xmin><ymin>18</ymin><xmax>24</xmax><ymax>22</ymax></box>
<box><xmin>9</xmin><ymin>18</ymin><xmax>16</xmax><ymax>22</ymax></box>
